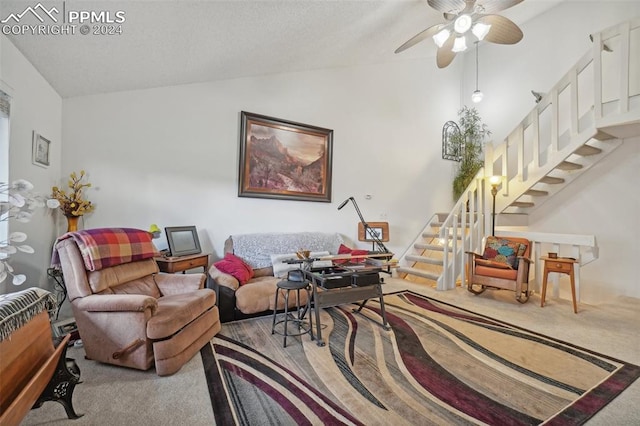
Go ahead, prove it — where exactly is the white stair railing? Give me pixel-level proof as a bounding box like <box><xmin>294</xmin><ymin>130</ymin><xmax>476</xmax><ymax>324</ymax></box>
<box><xmin>437</xmin><ymin>169</ymin><xmax>487</xmax><ymax>290</ymax></box>
<box><xmin>484</xmin><ymin>18</ymin><xmax>639</xmax><ymax>214</ymax></box>
<box><xmin>436</xmin><ymin>19</ymin><xmax>638</xmax><ymax>291</ymax></box>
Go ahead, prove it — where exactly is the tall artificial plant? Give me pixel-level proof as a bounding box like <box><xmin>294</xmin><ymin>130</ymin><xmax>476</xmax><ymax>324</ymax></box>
<box><xmin>451</xmin><ymin>106</ymin><xmax>491</xmax><ymax>201</ymax></box>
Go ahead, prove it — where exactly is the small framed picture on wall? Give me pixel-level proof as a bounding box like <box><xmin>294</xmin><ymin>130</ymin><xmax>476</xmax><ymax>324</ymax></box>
<box><xmin>32</xmin><ymin>131</ymin><xmax>50</xmax><ymax>168</ymax></box>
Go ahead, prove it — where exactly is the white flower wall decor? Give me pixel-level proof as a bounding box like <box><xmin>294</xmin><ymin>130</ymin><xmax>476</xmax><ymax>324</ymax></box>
<box><xmin>0</xmin><ymin>179</ymin><xmax>59</xmax><ymax>285</ymax></box>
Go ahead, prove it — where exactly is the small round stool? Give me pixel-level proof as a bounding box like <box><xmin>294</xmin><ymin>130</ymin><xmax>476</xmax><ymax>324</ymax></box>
<box><xmin>271</xmin><ymin>271</ymin><xmax>313</xmax><ymax>348</ymax></box>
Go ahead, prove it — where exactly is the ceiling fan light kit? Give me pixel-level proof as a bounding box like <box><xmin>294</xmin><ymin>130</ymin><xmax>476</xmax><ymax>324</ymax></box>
<box><xmin>452</xmin><ymin>36</ymin><xmax>468</xmax><ymax>52</ymax></box>
<box><xmin>471</xmin><ymin>22</ymin><xmax>491</xmax><ymax>41</ymax></box>
<box><xmin>454</xmin><ymin>14</ymin><xmax>473</xmax><ymax>33</ymax></box>
<box><xmin>433</xmin><ymin>29</ymin><xmax>451</xmax><ymax>47</ymax></box>
<box><xmin>395</xmin><ymin>0</ymin><xmax>525</xmax><ymax>68</ymax></box>
<box><xmin>472</xmin><ymin>41</ymin><xmax>483</xmax><ymax>103</ymax></box>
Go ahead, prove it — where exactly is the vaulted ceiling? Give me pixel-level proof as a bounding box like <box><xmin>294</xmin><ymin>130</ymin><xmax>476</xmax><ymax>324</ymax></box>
<box><xmin>1</xmin><ymin>0</ymin><xmax>562</xmax><ymax>98</ymax></box>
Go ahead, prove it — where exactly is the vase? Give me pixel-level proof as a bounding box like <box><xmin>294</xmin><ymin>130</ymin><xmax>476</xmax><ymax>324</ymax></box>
<box><xmin>66</xmin><ymin>215</ymin><xmax>80</xmax><ymax>232</ymax></box>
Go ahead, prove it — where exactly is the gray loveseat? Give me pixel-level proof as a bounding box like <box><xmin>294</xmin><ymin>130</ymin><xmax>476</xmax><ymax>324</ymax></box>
<box><xmin>208</xmin><ymin>232</ymin><xmax>344</xmax><ymax>322</ymax></box>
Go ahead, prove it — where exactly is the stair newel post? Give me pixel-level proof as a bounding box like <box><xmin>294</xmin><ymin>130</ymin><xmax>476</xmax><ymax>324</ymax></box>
<box><xmin>440</xmin><ymin>224</ymin><xmax>448</xmax><ymax>290</ymax></box>
<box><xmin>450</xmin><ymin>213</ymin><xmax>459</xmax><ymax>290</ymax></box>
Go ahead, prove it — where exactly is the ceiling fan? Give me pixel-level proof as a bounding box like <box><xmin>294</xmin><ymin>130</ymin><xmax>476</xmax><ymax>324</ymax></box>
<box><xmin>395</xmin><ymin>0</ymin><xmax>525</xmax><ymax>68</ymax></box>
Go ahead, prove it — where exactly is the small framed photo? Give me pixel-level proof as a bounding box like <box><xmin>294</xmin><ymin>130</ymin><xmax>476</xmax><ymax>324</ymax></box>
<box><xmin>358</xmin><ymin>222</ymin><xmax>390</xmax><ymax>242</ymax></box>
<box><xmin>32</xmin><ymin>131</ymin><xmax>51</xmax><ymax>168</ymax></box>
<box><xmin>367</xmin><ymin>227</ymin><xmax>384</xmax><ymax>241</ymax></box>
<box><xmin>165</xmin><ymin>225</ymin><xmax>202</xmax><ymax>257</ymax></box>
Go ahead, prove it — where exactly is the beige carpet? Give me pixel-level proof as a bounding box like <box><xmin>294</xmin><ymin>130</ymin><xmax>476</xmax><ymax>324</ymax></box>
<box><xmin>22</xmin><ymin>278</ymin><xmax>640</xmax><ymax>425</ymax></box>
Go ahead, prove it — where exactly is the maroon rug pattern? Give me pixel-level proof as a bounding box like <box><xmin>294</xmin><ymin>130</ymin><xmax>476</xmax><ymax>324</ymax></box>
<box><xmin>201</xmin><ymin>292</ymin><xmax>639</xmax><ymax>425</ymax></box>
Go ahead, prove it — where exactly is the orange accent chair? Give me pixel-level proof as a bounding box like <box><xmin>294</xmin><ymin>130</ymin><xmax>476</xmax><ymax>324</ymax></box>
<box><xmin>466</xmin><ymin>236</ymin><xmax>532</xmax><ymax>303</ymax></box>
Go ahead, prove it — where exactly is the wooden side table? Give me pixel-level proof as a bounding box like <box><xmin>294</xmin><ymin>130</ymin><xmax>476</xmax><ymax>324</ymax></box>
<box><xmin>155</xmin><ymin>253</ymin><xmax>209</xmax><ymax>274</ymax></box>
<box><xmin>540</xmin><ymin>256</ymin><xmax>579</xmax><ymax>313</ymax></box>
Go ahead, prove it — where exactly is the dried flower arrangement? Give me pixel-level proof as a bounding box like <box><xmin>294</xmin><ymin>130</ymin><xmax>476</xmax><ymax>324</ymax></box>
<box><xmin>51</xmin><ymin>170</ymin><xmax>94</xmax><ymax>217</ymax></box>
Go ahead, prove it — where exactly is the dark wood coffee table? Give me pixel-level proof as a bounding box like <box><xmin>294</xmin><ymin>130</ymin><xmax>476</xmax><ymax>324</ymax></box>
<box><xmin>302</xmin><ymin>265</ymin><xmax>390</xmax><ymax>346</ymax></box>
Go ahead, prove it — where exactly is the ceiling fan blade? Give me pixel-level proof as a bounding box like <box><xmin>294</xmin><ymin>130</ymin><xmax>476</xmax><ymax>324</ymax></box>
<box><xmin>475</xmin><ymin>0</ymin><xmax>523</xmax><ymax>15</ymax></box>
<box><xmin>395</xmin><ymin>24</ymin><xmax>446</xmax><ymax>54</ymax></box>
<box><xmin>478</xmin><ymin>14</ymin><xmax>523</xmax><ymax>45</ymax></box>
<box><xmin>428</xmin><ymin>0</ymin><xmax>468</xmax><ymax>16</ymax></box>
<box><xmin>436</xmin><ymin>37</ymin><xmax>457</xmax><ymax>68</ymax></box>
<box><xmin>443</xmin><ymin>12</ymin><xmax>457</xmax><ymax>21</ymax></box>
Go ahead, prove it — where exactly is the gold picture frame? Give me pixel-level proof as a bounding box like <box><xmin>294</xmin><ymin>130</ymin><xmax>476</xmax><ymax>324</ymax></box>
<box><xmin>238</xmin><ymin>111</ymin><xmax>333</xmax><ymax>202</ymax></box>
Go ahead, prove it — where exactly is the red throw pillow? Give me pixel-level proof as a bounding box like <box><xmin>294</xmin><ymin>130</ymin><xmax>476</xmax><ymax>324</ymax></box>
<box><xmin>338</xmin><ymin>244</ymin><xmax>352</xmax><ymax>255</ymax></box>
<box><xmin>335</xmin><ymin>244</ymin><xmax>369</xmax><ymax>264</ymax></box>
<box><xmin>214</xmin><ymin>253</ymin><xmax>254</xmax><ymax>285</ymax></box>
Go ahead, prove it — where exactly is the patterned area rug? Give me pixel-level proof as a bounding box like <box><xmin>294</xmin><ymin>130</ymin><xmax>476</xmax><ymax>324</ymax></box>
<box><xmin>201</xmin><ymin>291</ymin><xmax>640</xmax><ymax>425</ymax></box>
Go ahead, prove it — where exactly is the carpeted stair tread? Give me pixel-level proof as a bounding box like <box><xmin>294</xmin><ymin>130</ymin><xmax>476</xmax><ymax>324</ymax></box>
<box><xmin>396</xmin><ymin>267</ymin><xmax>439</xmax><ymax>281</ymax></box>
<box><xmin>430</xmin><ymin>221</ymin><xmax>471</xmax><ymax>228</ymax></box>
<box><xmin>422</xmin><ymin>232</ymin><xmax>462</xmax><ymax>240</ymax></box>
<box><xmin>414</xmin><ymin>243</ymin><xmax>450</xmax><ymax>252</ymax></box>
<box><xmin>510</xmin><ymin>201</ymin><xmax>535</xmax><ymax>208</ymax></box>
<box><xmin>574</xmin><ymin>145</ymin><xmax>602</xmax><ymax>156</ymax></box>
<box><xmin>540</xmin><ymin>176</ymin><xmax>565</xmax><ymax>184</ymax></box>
<box><xmin>421</xmin><ymin>232</ymin><xmax>439</xmax><ymax>239</ymax></box>
<box><xmin>593</xmin><ymin>130</ymin><xmax>616</xmax><ymax>141</ymax></box>
<box><xmin>405</xmin><ymin>255</ymin><xmax>444</xmax><ymax>266</ymax></box>
<box><xmin>557</xmin><ymin>161</ymin><xmax>583</xmax><ymax>171</ymax></box>
<box><xmin>525</xmin><ymin>189</ymin><xmax>549</xmax><ymax>196</ymax></box>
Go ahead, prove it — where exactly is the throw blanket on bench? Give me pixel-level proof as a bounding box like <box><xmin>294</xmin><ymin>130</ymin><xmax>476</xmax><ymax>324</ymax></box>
<box><xmin>0</xmin><ymin>287</ymin><xmax>56</xmax><ymax>341</ymax></box>
<box><xmin>51</xmin><ymin>228</ymin><xmax>158</xmax><ymax>271</ymax></box>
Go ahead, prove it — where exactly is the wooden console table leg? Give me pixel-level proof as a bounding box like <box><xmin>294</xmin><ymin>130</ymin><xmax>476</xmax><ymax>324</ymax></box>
<box><xmin>569</xmin><ymin>266</ymin><xmax>578</xmax><ymax>314</ymax></box>
<box><xmin>540</xmin><ymin>267</ymin><xmax>549</xmax><ymax>308</ymax></box>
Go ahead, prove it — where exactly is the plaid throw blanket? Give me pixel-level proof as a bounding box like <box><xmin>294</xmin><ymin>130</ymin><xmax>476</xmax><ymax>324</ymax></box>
<box><xmin>52</xmin><ymin>228</ymin><xmax>158</xmax><ymax>271</ymax></box>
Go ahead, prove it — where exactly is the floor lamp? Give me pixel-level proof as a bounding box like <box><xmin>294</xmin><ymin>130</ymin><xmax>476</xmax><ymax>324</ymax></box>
<box><xmin>337</xmin><ymin>196</ymin><xmax>390</xmax><ymax>253</ymax></box>
<box><xmin>488</xmin><ymin>176</ymin><xmax>502</xmax><ymax>236</ymax></box>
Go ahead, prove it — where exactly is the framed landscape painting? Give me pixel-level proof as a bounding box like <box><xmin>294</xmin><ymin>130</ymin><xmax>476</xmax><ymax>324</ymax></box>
<box><xmin>238</xmin><ymin>111</ymin><xmax>333</xmax><ymax>202</ymax></box>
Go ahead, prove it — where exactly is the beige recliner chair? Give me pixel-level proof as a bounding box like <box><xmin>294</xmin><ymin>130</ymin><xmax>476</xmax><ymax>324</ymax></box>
<box><xmin>55</xmin><ymin>236</ymin><xmax>220</xmax><ymax>376</ymax></box>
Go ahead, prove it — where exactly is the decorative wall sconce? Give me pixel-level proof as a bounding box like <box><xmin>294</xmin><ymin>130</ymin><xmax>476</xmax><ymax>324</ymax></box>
<box><xmin>442</xmin><ymin>120</ymin><xmax>462</xmax><ymax>161</ymax></box>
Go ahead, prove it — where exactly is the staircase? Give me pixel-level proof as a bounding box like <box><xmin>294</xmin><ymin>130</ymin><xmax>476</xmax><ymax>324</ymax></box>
<box><xmin>399</xmin><ymin>18</ymin><xmax>640</xmax><ymax>290</ymax></box>
<box><xmin>397</xmin><ymin>213</ymin><xmax>449</xmax><ymax>284</ymax></box>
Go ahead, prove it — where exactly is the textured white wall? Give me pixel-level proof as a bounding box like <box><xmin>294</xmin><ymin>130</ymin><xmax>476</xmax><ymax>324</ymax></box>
<box><xmin>61</xmin><ymin>60</ymin><xmax>461</xmax><ymax>261</ymax></box>
<box><xmin>0</xmin><ymin>35</ymin><xmax>62</xmax><ymax>295</ymax></box>
<box><xmin>529</xmin><ymin>138</ymin><xmax>640</xmax><ymax>302</ymax></box>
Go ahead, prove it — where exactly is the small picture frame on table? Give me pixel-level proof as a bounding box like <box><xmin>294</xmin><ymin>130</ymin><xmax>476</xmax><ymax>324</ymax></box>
<box><xmin>32</xmin><ymin>131</ymin><xmax>51</xmax><ymax>168</ymax></box>
<box><xmin>358</xmin><ymin>222</ymin><xmax>389</xmax><ymax>242</ymax></box>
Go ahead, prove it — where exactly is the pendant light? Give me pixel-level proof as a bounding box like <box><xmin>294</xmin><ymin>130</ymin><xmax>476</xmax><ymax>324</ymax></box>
<box><xmin>471</xmin><ymin>41</ymin><xmax>484</xmax><ymax>103</ymax></box>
